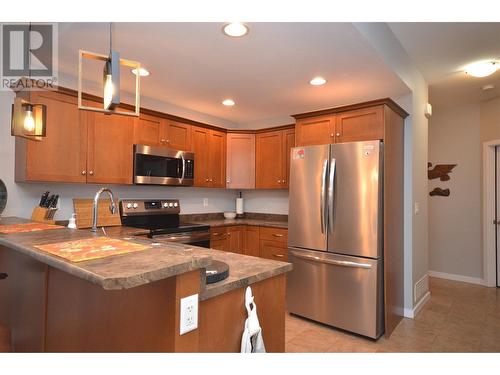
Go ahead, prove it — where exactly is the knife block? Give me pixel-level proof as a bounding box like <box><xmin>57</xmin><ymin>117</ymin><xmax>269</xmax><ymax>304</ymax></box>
<box><xmin>31</xmin><ymin>206</ymin><xmax>56</xmax><ymax>225</ymax></box>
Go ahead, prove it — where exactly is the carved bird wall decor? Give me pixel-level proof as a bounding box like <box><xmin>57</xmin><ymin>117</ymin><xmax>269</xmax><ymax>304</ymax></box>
<box><xmin>429</xmin><ymin>187</ymin><xmax>450</xmax><ymax>197</ymax></box>
<box><xmin>428</xmin><ymin>162</ymin><xmax>457</xmax><ymax>181</ymax></box>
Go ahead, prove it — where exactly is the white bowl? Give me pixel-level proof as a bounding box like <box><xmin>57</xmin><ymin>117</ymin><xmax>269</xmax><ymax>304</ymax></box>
<box><xmin>224</xmin><ymin>212</ymin><xmax>237</xmax><ymax>219</ymax></box>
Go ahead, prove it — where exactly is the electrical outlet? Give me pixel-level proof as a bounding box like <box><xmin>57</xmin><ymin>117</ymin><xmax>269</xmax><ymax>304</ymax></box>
<box><xmin>179</xmin><ymin>294</ymin><xmax>198</xmax><ymax>335</ymax></box>
<box><xmin>203</xmin><ymin>198</ymin><xmax>208</xmax><ymax>207</ymax></box>
<box><xmin>414</xmin><ymin>202</ymin><xmax>420</xmax><ymax>215</ymax></box>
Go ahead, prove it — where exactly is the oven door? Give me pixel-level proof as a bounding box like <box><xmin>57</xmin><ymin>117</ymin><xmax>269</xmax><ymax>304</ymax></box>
<box><xmin>134</xmin><ymin>144</ymin><xmax>194</xmax><ymax>186</ymax></box>
<box><xmin>153</xmin><ymin>231</ymin><xmax>210</xmax><ymax>248</ymax></box>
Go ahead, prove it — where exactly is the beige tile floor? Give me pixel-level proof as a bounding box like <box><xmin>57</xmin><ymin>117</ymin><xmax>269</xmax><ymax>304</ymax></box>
<box><xmin>285</xmin><ymin>277</ymin><xmax>500</xmax><ymax>352</ymax></box>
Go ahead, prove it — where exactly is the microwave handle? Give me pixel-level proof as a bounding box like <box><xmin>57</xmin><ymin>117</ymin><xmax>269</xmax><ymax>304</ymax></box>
<box><xmin>181</xmin><ymin>154</ymin><xmax>186</xmax><ymax>180</ymax></box>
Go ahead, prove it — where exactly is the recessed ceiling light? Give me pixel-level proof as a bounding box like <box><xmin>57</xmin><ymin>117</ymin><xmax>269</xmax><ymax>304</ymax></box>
<box><xmin>309</xmin><ymin>77</ymin><xmax>327</xmax><ymax>86</ymax></box>
<box><xmin>222</xmin><ymin>99</ymin><xmax>235</xmax><ymax>106</ymax></box>
<box><xmin>131</xmin><ymin>67</ymin><xmax>150</xmax><ymax>77</ymax></box>
<box><xmin>222</xmin><ymin>23</ymin><xmax>249</xmax><ymax>38</ymax></box>
<box><xmin>464</xmin><ymin>61</ymin><xmax>499</xmax><ymax>78</ymax></box>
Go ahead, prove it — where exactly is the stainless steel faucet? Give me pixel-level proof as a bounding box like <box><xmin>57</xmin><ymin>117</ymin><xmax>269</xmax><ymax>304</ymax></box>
<box><xmin>91</xmin><ymin>187</ymin><xmax>117</xmax><ymax>233</ymax></box>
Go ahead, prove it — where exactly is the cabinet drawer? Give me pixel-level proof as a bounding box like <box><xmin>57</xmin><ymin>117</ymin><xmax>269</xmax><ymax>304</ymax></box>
<box><xmin>259</xmin><ymin>240</ymin><xmax>288</xmax><ymax>261</ymax></box>
<box><xmin>259</xmin><ymin>227</ymin><xmax>288</xmax><ymax>243</ymax></box>
<box><xmin>210</xmin><ymin>228</ymin><xmax>228</xmax><ymax>240</ymax></box>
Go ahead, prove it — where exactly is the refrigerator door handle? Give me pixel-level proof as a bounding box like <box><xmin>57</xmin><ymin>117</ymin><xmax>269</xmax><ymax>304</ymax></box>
<box><xmin>320</xmin><ymin>159</ymin><xmax>328</xmax><ymax>234</ymax></box>
<box><xmin>328</xmin><ymin>158</ymin><xmax>336</xmax><ymax>234</ymax></box>
<box><xmin>290</xmin><ymin>250</ymin><xmax>372</xmax><ymax>269</ymax></box>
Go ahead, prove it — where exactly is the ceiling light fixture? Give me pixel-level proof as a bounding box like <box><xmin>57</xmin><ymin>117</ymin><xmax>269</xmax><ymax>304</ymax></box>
<box><xmin>11</xmin><ymin>23</ymin><xmax>47</xmax><ymax>141</ymax></box>
<box><xmin>464</xmin><ymin>61</ymin><xmax>499</xmax><ymax>78</ymax></box>
<box><xmin>222</xmin><ymin>99</ymin><xmax>235</xmax><ymax>106</ymax></box>
<box><xmin>78</xmin><ymin>23</ymin><xmax>142</xmax><ymax>117</ymax></box>
<box><xmin>222</xmin><ymin>23</ymin><xmax>249</xmax><ymax>38</ymax></box>
<box><xmin>309</xmin><ymin>77</ymin><xmax>327</xmax><ymax>86</ymax></box>
<box><xmin>131</xmin><ymin>67</ymin><xmax>150</xmax><ymax>77</ymax></box>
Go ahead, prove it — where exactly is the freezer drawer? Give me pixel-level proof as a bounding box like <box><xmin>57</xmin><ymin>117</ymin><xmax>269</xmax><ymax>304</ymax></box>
<box><xmin>286</xmin><ymin>248</ymin><xmax>384</xmax><ymax>339</ymax></box>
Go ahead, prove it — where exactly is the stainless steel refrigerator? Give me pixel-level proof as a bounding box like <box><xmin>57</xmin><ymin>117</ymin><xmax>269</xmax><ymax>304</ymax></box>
<box><xmin>287</xmin><ymin>140</ymin><xmax>384</xmax><ymax>339</ymax></box>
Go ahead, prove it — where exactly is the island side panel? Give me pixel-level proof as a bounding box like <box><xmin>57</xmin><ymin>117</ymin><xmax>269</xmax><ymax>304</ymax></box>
<box><xmin>1</xmin><ymin>246</ymin><xmax>48</xmax><ymax>352</ymax></box>
<box><xmin>45</xmin><ymin>267</ymin><xmax>182</xmax><ymax>352</ymax></box>
<box><xmin>198</xmin><ymin>274</ymin><xmax>286</xmax><ymax>353</ymax></box>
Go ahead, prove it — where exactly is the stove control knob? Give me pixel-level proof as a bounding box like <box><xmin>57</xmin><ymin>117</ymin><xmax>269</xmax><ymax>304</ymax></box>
<box><xmin>133</xmin><ymin>203</ymin><xmax>138</xmax><ymax>209</ymax></box>
<box><xmin>173</xmin><ymin>202</ymin><xmax>178</xmax><ymax>207</ymax></box>
<box><xmin>163</xmin><ymin>202</ymin><xmax>169</xmax><ymax>208</ymax></box>
<box><xmin>126</xmin><ymin>203</ymin><xmax>132</xmax><ymax>209</ymax></box>
<box><xmin>168</xmin><ymin>202</ymin><xmax>174</xmax><ymax>208</ymax></box>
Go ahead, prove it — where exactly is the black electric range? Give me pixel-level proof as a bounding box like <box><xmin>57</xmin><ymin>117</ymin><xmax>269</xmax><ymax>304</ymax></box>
<box><xmin>119</xmin><ymin>199</ymin><xmax>210</xmax><ymax>248</ymax></box>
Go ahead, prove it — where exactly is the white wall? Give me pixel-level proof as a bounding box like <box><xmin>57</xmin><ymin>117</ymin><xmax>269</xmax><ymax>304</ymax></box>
<box><xmin>428</xmin><ymin>104</ymin><xmax>482</xmax><ymax>280</ymax></box>
<box><xmin>241</xmin><ymin>190</ymin><xmax>289</xmax><ymax>215</ymax></box>
<box><xmin>0</xmin><ymin>90</ymin><xmax>238</xmax><ymax>220</ymax></box>
<box><xmin>354</xmin><ymin>23</ymin><xmax>429</xmax><ymax>312</ymax></box>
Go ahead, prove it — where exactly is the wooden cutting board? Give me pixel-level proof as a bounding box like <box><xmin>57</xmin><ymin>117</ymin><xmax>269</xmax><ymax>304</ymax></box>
<box><xmin>34</xmin><ymin>237</ymin><xmax>150</xmax><ymax>262</ymax></box>
<box><xmin>73</xmin><ymin>199</ymin><xmax>122</xmax><ymax>229</ymax></box>
<box><xmin>0</xmin><ymin>222</ymin><xmax>64</xmax><ymax>234</ymax></box>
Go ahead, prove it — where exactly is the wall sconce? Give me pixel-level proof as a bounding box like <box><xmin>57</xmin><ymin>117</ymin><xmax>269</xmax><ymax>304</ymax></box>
<box><xmin>11</xmin><ymin>96</ymin><xmax>47</xmax><ymax>141</ymax></box>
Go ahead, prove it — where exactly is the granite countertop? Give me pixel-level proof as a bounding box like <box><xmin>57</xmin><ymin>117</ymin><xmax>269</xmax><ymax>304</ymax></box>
<box><xmin>0</xmin><ymin>217</ymin><xmax>291</xmax><ymax>299</ymax></box>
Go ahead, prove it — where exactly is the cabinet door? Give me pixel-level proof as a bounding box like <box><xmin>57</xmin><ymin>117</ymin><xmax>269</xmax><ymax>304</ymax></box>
<box><xmin>259</xmin><ymin>240</ymin><xmax>288</xmax><ymax>262</ymax></box>
<box><xmin>226</xmin><ymin>133</ymin><xmax>255</xmax><ymax>189</ymax></box>
<box><xmin>22</xmin><ymin>91</ymin><xmax>87</xmax><ymax>183</ymax></box>
<box><xmin>161</xmin><ymin>120</ymin><xmax>192</xmax><ymax>151</ymax></box>
<box><xmin>87</xmin><ymin>111</ymin><xmax>134</xmax><ymax>184</ymax></box>
<box><xmin>256</xmin><ymin>130</ymin><xmax>283</xmax><ymax>189</ymax></box>
<box><xmin>295</xmin><ymin>115</ymin><xmax>335</xmax><ymax>146</ymax></box>
<box><xmin>335</xmin><ymin>106</ymin><xmax>384</xmax><ymax>143</ymax></box>
<box><xmin>243</xmin><ymin>226</ymin><xmax>260</xmax><ymax>257</ymax></box>
<box><xmin>282</xmin><ymin>129</ymin><xmax>295</xmax><ymax>189</ymax></box>
<box><xmin>208</xmin><ymin>130</ymin><xmax>226</xmax><ymax>188</ymax></box>
<box><xmin>210</xmin><ymin>239</ymin><xmax>229</xmax><ymax>252</ymax></box>
<box><xmin>192</xmin><ymin>126</ymin><xmax>210</xmax><ymax>187</ymax></box>
<box><xmin>133</xmin><ymin>114</ymin><xmax>161</xmax><ymax>146</ymax></box>
<box><xmin>227</xmin><ymin>226</ymin><xmax>244</xmax><ymax>254</ymax></box>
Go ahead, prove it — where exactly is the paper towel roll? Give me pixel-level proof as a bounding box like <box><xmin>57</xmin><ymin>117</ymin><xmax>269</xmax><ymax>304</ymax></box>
<box><xmin>236</xmin><ymin>198</ymin><xmax>244</xmax><ymax>214</ymax></box>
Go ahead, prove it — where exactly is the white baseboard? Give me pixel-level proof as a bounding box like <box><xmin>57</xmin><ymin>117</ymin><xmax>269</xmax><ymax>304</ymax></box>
<box><xmin>428</xmin><ymin>270</ymin><xmax>484</xmax><ymax>286</ymax></box>
<box><xmin>403</xmin><ymin>291</ymin><xmax>431</xmax><ymax>319</ymax></box>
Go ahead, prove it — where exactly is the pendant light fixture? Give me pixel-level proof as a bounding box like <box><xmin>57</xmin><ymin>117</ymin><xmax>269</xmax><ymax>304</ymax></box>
<box><xmin>11</xmin><ymin>23</ymin><xmax>47</xmax><ymax>141</ymax></box>
<box><xmin>78</xmin><ymin>23</ymin><xmax>141</xmax><ymax>117</ymax></box>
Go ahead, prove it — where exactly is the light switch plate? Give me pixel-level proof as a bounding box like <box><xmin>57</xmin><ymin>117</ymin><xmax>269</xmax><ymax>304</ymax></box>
<box><xmin>203</xmin><ymin>198</ymin><xmax>208</xmax><ymax>207</ymax></box>
<box><xmin>179</xmin><ymin>294</ymin><xmax>198</xmax><ymax>335</ymax></box>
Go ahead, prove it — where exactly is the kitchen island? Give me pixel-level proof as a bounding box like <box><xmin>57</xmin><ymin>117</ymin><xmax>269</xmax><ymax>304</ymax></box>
<box><xmin>0</xmin><ymin>217</ymin><xmax>291</xmax><ymax>353</ymax></box>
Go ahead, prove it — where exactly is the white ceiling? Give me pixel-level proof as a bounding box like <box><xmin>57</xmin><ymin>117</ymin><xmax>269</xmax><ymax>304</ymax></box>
<box><xmin>57</xmin><ymin>22</ymin><xmax>410</xmax><ymax>127</ymax></box>
<box><xmin>389</xmin><ymin>22</ymin><xmax>500</xmax><ymax>107</ymax></box>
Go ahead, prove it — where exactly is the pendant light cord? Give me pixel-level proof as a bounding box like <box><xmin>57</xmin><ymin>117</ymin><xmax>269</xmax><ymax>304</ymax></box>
<box><xmin>109</xmin><ymin>22</ymin><xmax>112</xmax><ymax>55</ymax></box>
<box><xmin>28</xmin><ymin>22</ymin><xmax>32</xmax><ymax>102</ymax></box>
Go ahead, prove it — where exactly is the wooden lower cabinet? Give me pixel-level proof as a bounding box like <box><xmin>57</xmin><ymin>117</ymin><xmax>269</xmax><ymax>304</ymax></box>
<box><xmin>211</xmin><ymin>225</ymin><xmax>288</xmax><ymax>261</ymax></box>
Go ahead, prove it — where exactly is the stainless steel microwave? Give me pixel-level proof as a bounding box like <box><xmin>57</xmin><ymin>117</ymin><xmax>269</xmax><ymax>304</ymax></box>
<box><xmin>133</xmin><ymin>144</ymin><xmax>194</xmax><ymax>186</ymax></box>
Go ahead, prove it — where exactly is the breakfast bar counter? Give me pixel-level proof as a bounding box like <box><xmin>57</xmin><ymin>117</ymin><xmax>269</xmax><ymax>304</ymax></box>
<box><xmin>0</xmin><ymin>217</ymin><xmax>291</xmax><ymax>353</ymax></box>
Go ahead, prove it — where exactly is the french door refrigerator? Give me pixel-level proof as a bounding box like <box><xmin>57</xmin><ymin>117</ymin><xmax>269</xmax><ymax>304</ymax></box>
<box><xmin>287</xmin><ymin>140</ymin><xmax>384</xmax><ymax>339</ymax></box>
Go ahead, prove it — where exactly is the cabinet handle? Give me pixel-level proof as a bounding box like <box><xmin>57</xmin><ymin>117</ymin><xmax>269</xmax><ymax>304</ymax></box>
<box><xmin>166</xmin><ymin>139</ymin><xmax>170</xmax><ymax>143</ymax></box>
<box><xmin>272</xmin><ymin>233</ymin><xmax>284</xmax><ymax>237</ymax></box>
<box><xmin>330</xmin><ymin>133</ymin><xmax>334</xmax><ymax>137</ymax></box>
<box><xmin>89</xmin><ymin>171</ymin><xmax>94</xmax><ymax>176</ymax></box>
<box><xmin>206</xmin><ymin>178</ymin><xmax>210</xmax><ymax>182</ymax></box>
<box><xmin>209</xmin><ymin>179</ymin><xmax>213</xmax><ymax>182</ymax></box>
<box><xmin>277</xmin><ymin>180</ymin><xmax>281</xmax><ymax>183</ymax></box>
<box><xmin>282</xmin><ymin>179</ymin><xmax>286</xmax><ymax>184</ymax></box>
<box><xmin>272</xmin><ymin>254</ymin><xmax>285</xmax><ymax>258</ymax></box>
<box><xmin>0</xmin><ymin>272</ymin><xmax>8</xmax><ymax>280</ymax></box>
<box><xmin>336</xmin><ymin>132</ymin><xmax>341</xmax><ymax>137</ymax></box>
<box><xmin>81</xmin><ymin>170</ymin><xmax>86</xmax><ymax>175</ymax></box>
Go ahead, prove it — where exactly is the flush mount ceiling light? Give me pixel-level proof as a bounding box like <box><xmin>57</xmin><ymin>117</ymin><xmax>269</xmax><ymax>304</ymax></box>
<box><xmin>222</xmin><ymin>99</ymin><xmax>235</xmax><ymax>106</ymax></box>
<box><xmin>131</xmin><ymin>67</ymin><xmax>150</xmax><ymax>77</ymax></box>
<box><xmin>11</xmin><ymin>24</ymin><xmax>47</xmax><ymax>141</ymax></box>
<box><xmin>78</xmin><ymin>23</ymin><xmax>141</xmax><ymax>117</ymax></box>
<box><xmin>222</xmin><ymin>23</ymin><xmax>249</xmax><ymax>37</ymax></box>
<box><xmin>464</xmin><ymin>61</ymin><xmax>499</xmax><ymax>78</ymax></box>
<box><xmin>309</xmin><ymin>77</ymin><xmax>327</xmax><ymax>86</ymax></box>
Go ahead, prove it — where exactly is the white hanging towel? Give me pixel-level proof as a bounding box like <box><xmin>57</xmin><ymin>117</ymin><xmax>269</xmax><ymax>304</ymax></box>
<box><xmin>240</xmin><ymin>286</ymin><xmax>266</xmax><ymax>353</ymax></box>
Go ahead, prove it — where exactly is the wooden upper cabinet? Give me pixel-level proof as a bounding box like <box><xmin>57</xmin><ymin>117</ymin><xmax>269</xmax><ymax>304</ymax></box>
<box><xmin>256</xmin><ymin>131</ymin><xmax>283</xmax><ymax>189</ymax></box>
<box><xmin>160</xmin><ymin>120</ymin><xmax>192</xmax><ymax>151</ymax></box>
<box><xmin>226</xmin><ymin>133</ymin><xmax>255</xmax><ymax>189</ymax></box>
<box><xmin>17</xmin><ymin>91</ymin><xmax>88</xmax><ymax>183</ymax></box>
<box><xmin>256</xmin><ymin>128</ymin><xmax>294</xmax><ymax>189</ymax></box>
<box><xmin>86</xmin><ymin>110</ymin><xmax>134</xmax><ymax>185</ymax></box>
<box><xmin>282</xmin><ymin>128</ymin><xmax>295</xmax><ymax>189</ymax></box>
<box><xmin>133</xmin><ymin>114</ymin><xmax>161</xmax><ymax>146</ymax></box>
<box><xmin>335</xmin><ymin>106</ymin><xmax>384</xmax><ymax>143</ymax></box>
<box><xmin>295</xmin><ymin>115</ymin><xmax>335</xmax><ymax>146</ymax></box>
<box><xmin>192</xmin><ymin>126</ymin><xmax>210</xmax><ymax>187</ymax></box>
<box><xmin>208</xmin><ymin>130</ymin><xmax>226</xmax><ymax>188</ymax></box>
